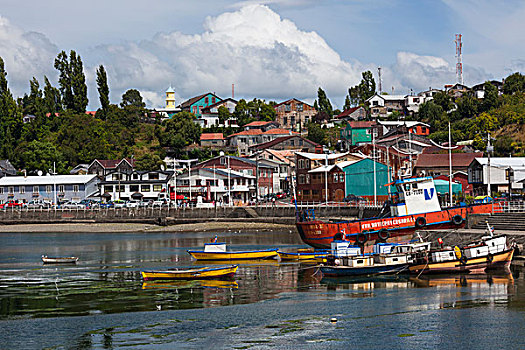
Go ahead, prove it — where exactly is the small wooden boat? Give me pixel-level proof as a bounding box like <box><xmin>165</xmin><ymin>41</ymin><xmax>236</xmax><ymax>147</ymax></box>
<box><xmin>42</xmin><ymin>255</ymin><xmax>79</xmax><ymax>264</ymax></box>
<box><xmin>409</xmin><ymin>230</ymin><xmax>515</xmax><ymax>274</ymax></box>
<box><xmin>187</xmin><ymin>243</ymin><xmax>278</xmax><ymax>261</ymax></box>
<box><xmin>277</xmin><ymin>249</ymin><xmax>328</xmax><ymax>262</ymax></box>
<box><xmin>320</xmin><ymin>253</ymin><xmax>412</xmax><ymax>277</ymax></box>
<box><xmin>141</xmin><ymin>265</ymin><xmax>238</xmax><ymax>281</ymax></box>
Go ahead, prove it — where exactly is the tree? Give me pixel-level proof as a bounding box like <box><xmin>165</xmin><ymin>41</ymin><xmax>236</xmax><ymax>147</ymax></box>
<box><xmin>119</xmin><ymin>89</ymin><xmax>146</xmax><ymax>128</ymax></box>
<box><xmin>348</xmin><ymin>71</ymin><xmax>376</xmax><ymax>107</ymax></box>
<box><xmin>96</xmin><ymin>65</ymin><xmax>110</xmax><ymax>118</ymax></box>
<box><xmin>217</xmin><ymin>105</ymin><xmax>230</xmax><ymax>125</ymax></box>
<box><xmin>316</xmin><ymin>87</ymin><xmax>333</xmax><ymax>116</ymax></box>
<box><xmin>503</xmin><ymin>72</ymin><xmax>525</xmax><ymax>95</ymax></box>
<box><xmin>70</xmin><ymin>51</ymin><xmax>88</xmax><ymax>113</ymax></box>
<box><xmin>54</xmin><ymin>51</ymin><xmax>73</xmax><ymax>110</ymax></box>
<box><xmin>418</xmin><ymin>101</ymin><xmax>444</xmax><ymax>125</ymax></box>
<box><xmin>343</xmin><ymin>95</ymin><xmax>351</xmax><ymax>111</ymax></box>
<box><xmin>159</xmin><ymin>111</ymin><xmax>201</xmax><ymax>156</ymax></box>
<box><xmin>306</xmin><ymin>122</ymin><xmax>325</xmax><ymax>144</ymax></box>
<box><xmin>135</xmin><ymin>153</ymin><xmax>164</xmax><ymax>171</ymax></box>
<box><xmin>43</xmin><ymin>76</ymin><xmax>61</xmax><ymax>115</ymax></box>
<box><xmin>432</xmin><ymin>91</ymin><xmax>454</xmax><ymax>112</ymax></box>
<box><xmin>455</xmin><ymin>94</ymin><xmax>478</xmax><ymax>120</ymax></box>
<box><xmin>481</xmin><ymin>81</ymin><xmax>500</xmax><ymax>112</ymax></box>
<box><xmin>18</xmin><ymin>140</ymin><xmax>66</xmax><ymax>174</ymax></box>
<box><xmin>54</xmin><ymin>50</ymin><xmax>88</xmax><ymax>112</ymax></box>
<box><xmin>0</xmin><ymin>57</ymin><xmax>23</xmax><ymax>159</ymax></box>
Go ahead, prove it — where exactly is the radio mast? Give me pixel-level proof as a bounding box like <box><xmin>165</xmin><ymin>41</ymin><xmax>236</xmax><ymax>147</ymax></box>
<box><xmin>455</xmin><ymin>34</ymin><xmax>463</xmax><ymax>85</ymax></box>
<box><xmin>378</xmin><ymin>67</ymin><xmax>382</xmax><ymax>94</ymax></box>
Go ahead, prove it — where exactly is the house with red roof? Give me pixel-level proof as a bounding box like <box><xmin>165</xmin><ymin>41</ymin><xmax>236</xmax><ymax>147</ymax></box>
<box><xmin>200</xmin><ymin>133</ymin><xmax>225</xmax><ymax>148</ymax></box>
<box><xmin>248</xmin><ymin>135</ymin><xmax>318</xmax><ymax>153</ymax></box>
<box><xmin>274</xmin><ymin>98</ymin><xmax>317</xmax><ymax>131</ymax></box>
<box><xmin>413</xmin><ymin>152</ymin><xmax>483</xmax><ymax>179</ymax></box>
<box><xmin>88</xmin><ymin>158</ymin><xmax>136</xmax><ymax>177</ymax></box>
<box><xmin>243</xmin><ymin>120</ymin><xmax>279</xmax><ymax>131</ymax></box>
<box><xmin>198</xmin><ymin>98</ymin><xmax>238</xmax><ymax>128</ymax></box>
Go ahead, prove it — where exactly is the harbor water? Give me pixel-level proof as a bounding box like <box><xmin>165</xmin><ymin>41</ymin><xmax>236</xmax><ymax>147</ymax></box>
<box><xmin>1</xmin><ymin>229</ymin><xmax>525</xmax><ymax>349</ymax></box>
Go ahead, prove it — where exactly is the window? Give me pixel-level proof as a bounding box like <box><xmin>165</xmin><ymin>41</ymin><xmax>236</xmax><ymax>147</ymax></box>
<box><xmin>104</xmin><ymin>185</ymin><xmax>113</xmax><ymax>193</ymax></box>
<box><xmin>212</xmin><ymin>97</ymin><xmax>216</xmax><ymax>104</ymax></box>
<box><xmin>73</xmin><ymin>185</ymin><xmax>79</xmax><ymax>192</ymax></box>
<box><xmin>141</xmin><ymin>185</ymin><xmax>150</xmax><ymax>192</ymax></box>
<box><xmin>333</xmin><ymin>174</ymin><xmax>338</xmax><ymax>183</ymax></box>
<box><xmin>130</xmin><ymin>185</ymin><xmax>139</xmax><ymax>192</ymax></box>
<box><xmin>19</xmin><ymin>186</ymin><xmax>25</xmax><ymax>194</ymax></box>
<box><xmin>153</xmin><ymin>185</ymin><xmax>162</xmax><ymax>192</ymax></box>
<box><xmin>46</xmin><ymin>185</ymin><xmax>52</xmax><ymax>193</ymax></box>
<box><xmin>112</xmin><ymin>173</ymin><xmax>123</xmax><ymax>181</ymax></box>
<box><xmin>33</xmin><ymin>186</ymin><xmax>39</xmax><ymax>194</ymax></box>
<box><xmin>220</xmin><ymin>157</ymin><xmax>226</xmax><ymax>165</ymax></box>
<box><xmin>149</xmin><ymin>173</ymin><xmax>159</xmax><ymax>180</ymax></box>
<box><xmin>298</xmin><ymin>159</ymin><xmax>304</xmax><ymax>169</ymax></box>
<box><xmin>0</xmin><ymin>188</ymin><xmax>3</xmax><ymax>194</ymax></box>
<box><xmin>372</xmin><ymin>101</ymin><xmax>378</xmax><ymax>106</ymax></box>
<box><xmin>291</xmin><ymin>116</ymin><xmax>295</xmax><ymax>125</ymax></box>
<box><xmin>306</xmin><ymin>174</ymin><xmax>310</xmax><ymax>184</ymax></box>
<box><xmin>339</xmin><ymin>173</ymin><xmax>345</xmax><ymax>182</ymax></box>
<box><xmin>298</xmin><ymin>175</ymin><xmax>305</xmax><ymax>184</ymax></box>
<box><xmin>192</xmin><ymin>106</ymin><xmax>198</xmax><ymax>114</ymax></box>
<box><xmin>58</xmin><ymin>185</ymin><xmax>65</xmax><ymax>193</ymax></box>
<box><xmin>283</xmin><ymin>117</ymin><xmax>288</xmax><ymax>125</ymax></box>
<box><xmin>132</xmin><ymin>174</ymin><xmax>139</xmax><ymax>180</ymax></box>
<box><xmin>8</xmin><ymin>186</ymin><xmax>14</xmax><ymax>194</ymax></box>
<box><xmin>205</xmin><ymin>97</ymin><xmax>209</xmax><ymax>104</ymax></box>
<box><xmin>117</xmin><ymin>185</ymin><xmax>125</xmax><ymax>192</ymax></box>
<box><xmin>297</xmin><ymin>104</ymin><xmax>303</xmax><ymax>112</ymax></box>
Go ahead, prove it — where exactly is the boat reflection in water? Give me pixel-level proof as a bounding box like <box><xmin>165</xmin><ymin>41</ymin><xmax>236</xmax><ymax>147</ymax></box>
<box><xmin>410</xmin><ymin>272</ymin><xmax>514</xmax><ymax>288</ymax></box>
<box><xmin>142</xmin><ymin>279</ymin><xmax>239</xmax><ymax>290</ymax></box>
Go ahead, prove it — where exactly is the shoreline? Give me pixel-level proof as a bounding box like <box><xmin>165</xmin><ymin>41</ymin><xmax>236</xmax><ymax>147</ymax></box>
<box><xmin>0</xmin><ymin>222</ymin><xmax>296</xmax><ymax>233</ymax></box>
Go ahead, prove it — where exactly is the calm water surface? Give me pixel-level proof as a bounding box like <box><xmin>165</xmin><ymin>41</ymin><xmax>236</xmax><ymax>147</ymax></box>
<box><xmin>1</xmin><ymin>229</ymin><xmax>525</xmax><ymax>349</ymax></box>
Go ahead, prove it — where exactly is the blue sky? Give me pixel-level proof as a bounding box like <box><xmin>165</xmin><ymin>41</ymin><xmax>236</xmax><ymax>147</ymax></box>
<box><xmin>1</xmin><ymin>0</ymin><xmax>524</xmax><ymax>109</ymax></box>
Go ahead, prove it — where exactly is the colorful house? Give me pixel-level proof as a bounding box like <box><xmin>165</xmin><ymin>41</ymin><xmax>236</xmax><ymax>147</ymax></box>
<box><xmin>340</xmin><ymin>121</ymin><xmax>381</xmax><ymax>148</ymax></box>
<box><xmin>341</xmin><ymin>158</ymin><xmax>390</xmax><ymax>201</ymax></box>
<box><xmin>178</xmin><ymin>92</ymin><xmax>222</xmax><ymax>118</ymax></box>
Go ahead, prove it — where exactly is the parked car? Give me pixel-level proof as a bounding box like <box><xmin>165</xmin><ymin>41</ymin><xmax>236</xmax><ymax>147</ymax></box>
<box><xmin>343</xmin><ymin>194</ymin><xmax>365</xmax><ymax>203</ymax></box>
<box><xmin>276</xmin><ymin>192</ymin><xmax>286</xmax><ymax>199</ymax></box>
<box><xmin>27</xmin><ymin>200</ymin><xmax>52</xmax><ymax>209</ymax></box>
<box><xmin>126</xmin><ymin>200</ymin><xmax>140</xmax><ymax>208</ymax></box>
<box><xmin>138</xmin><ymin>200</ymin><xmax>152</xmax><ymax>208</ymax></box>
<box><xmin>98</xmin><ymin>202</ymin><xmax>114</xmax><ymax>209</ymax></box>
<box><xmin>0</xmin><ymin>200</ymin><xmax>26</xmax><ymax>209</ymax></box>
<box><xmin>113</xmin><ymin>199</ymin><xmax>126</xmax><ymax>209</ymax></box>
<box><xmin>62</xmin><ymin>201</ymin><xmax>86</xmax><ymax>209</ymax></box>
<box><xmin>152</xmin><ymin>199</ymin><xmax>170</xmax><ymax>208</ymax></box>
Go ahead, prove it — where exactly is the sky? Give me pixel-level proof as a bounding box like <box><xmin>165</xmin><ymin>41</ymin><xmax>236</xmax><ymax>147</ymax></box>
<box><xmin>1</xmin><ymin>0</ymin><xmax>524</xmax><ymax>110</ymax></box>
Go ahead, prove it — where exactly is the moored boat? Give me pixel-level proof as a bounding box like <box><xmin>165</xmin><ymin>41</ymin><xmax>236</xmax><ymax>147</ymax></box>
<box><xmin>409</xmin><ymin>228</ymin><xmax>514</xmax><ymax>274</ymax></box>
<box><xmin>141</xmin><ymin>265</ymin><xmax>238</xmax><ymax>281</ymax></box>
<box><xmin>41</xmin><ymin>255</ymin><xmax>79</xmax><ymax>264</ymax></box>
<box><xmin>188</xmin><ymin>243</ymin><xmax>278</xmax><ymax>261</ymax></box>
<box><xmin>296</xmin><ymin>177</ymin><xmax>499</xmax><ymax>249</ymax></box>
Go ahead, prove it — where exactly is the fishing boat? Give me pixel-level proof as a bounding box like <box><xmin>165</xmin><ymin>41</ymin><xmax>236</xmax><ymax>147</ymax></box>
<box><xmin>320</xmin><ymin>240</ymin><xmax>430</xmax><ymax>277</ymax></box>
<box><xmin>277</xmin><ymin>248</ymin><xmax>328</xmax><ymax>262</ymax></box>
<box><xmin>187</xmin><ymin>243</ymin><xmax>278</xmax><ymax>261</ymax></box>
<box><xmin>409</xmin><ymin>226</ymin><xmax>515</xmax><ymax>274</ymax></box>
<box><xmin>296</xmin><ymin>176</ymin><xmax>499</xmax><ymax>249</ymax></box>
<box><xmin>141</xmin><ymin>265</ymin><xmax>238</xmax><ymax>281</ymax></box>
<box><xmin>41</xmin><ymin>255</ymin><xmax>79</xmax><ymax>264</ymax></box>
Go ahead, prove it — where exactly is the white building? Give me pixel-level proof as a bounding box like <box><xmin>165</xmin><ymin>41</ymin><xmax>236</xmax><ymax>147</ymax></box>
<box><xmin>468</xmin><ymin>157</ymin><xmax>525</xmax><ymax>195</ymax></box>
<box><xmin>0</xmin><ymin>174</ymin><xmax>99</xmax><ymax>204</ymax></box>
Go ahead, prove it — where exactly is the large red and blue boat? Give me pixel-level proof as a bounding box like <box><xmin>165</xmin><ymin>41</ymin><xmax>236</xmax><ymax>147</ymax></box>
<box><xmin>296</xmin><ymin>177</ymin><xmax>498</xmax><ymax>249</ymax></box>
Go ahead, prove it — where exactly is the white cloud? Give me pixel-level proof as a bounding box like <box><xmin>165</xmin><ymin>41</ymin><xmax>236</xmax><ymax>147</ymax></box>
<box><xmin>0</xmin><ymin>16</ymin><xmax>58</xmax><ymax>96</ymax></box>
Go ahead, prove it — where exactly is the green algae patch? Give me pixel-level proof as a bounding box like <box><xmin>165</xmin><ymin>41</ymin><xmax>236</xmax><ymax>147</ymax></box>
<box><xmin>398</xmin><ymin>333</ymin><xmax>415</xmax><ymax>337</ymax></box>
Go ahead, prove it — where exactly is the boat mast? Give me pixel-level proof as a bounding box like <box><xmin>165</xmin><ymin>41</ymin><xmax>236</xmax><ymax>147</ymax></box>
<box><xmin>373</xmin><ymin>128</ymin><xmax>377</xmax><ymax>206</ymax></box>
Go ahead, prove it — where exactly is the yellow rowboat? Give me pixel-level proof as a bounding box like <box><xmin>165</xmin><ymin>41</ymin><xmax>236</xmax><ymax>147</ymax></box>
<box><xmin>142</xmin><ymin>280</ymin><xmax>239</xmax><ymax>290</ymax></box>
<box><xmin>141</xmin><ymin>265</ymin><xmax>238</xmax><ymax>281</ymax></box>
<box><xmin>188</xmin><ymin>243</ymin><xmax>278</xmax><ymax>261</ymax></box>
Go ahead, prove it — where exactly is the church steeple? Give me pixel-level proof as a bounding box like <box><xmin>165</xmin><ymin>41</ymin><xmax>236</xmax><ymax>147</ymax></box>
<box><xmin>166</xmin><ymin>86</ymin><xmax>176</xmax><ymax>109</ymax></box>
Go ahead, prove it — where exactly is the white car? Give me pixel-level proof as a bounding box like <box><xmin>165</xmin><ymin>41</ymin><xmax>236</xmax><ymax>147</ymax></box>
<box><xmin>62</xmin><ymin>202</ymin><xmax>85</xmax><ymax>209</ymax></box>
<box><xmin>126</xmin><ymin>200</ymin><xmax>140</xmax><ymax>208</ymax></box>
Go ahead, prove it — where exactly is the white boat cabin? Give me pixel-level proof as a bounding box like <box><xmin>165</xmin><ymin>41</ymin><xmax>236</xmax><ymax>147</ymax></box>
<box><xmin>374</xmin><ymin>254</ymin><xmax>411</xmax><ymax>265</ymax></box>
<box><xmin>389</xmin><ymin>177</ymin><xmax>441</xmax><ymax>217</ymax></box>
<box><xmin>338</xmin><ymin>256</ymin><xmax>374</xmax><ymax>267</ymax></box>
<box><xmin>204</xmin><ymin>243</ymin><xmax>227</xmax><ymax>252</ymax></box>
<box><xmin>331</xmin><ymin>241</ymin><xmax>361</xmax><ymax>257</ymax></box>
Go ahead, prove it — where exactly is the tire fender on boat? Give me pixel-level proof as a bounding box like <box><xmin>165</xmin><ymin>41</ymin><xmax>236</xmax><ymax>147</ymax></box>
<box><xmin>451</xmin><ymin>214</ymin><xmax>463</xmax><ymax>225</ymax></box>
<box><xmin>378</xmin><ymin>229</ymin><xmax>390</xmax><ymax>241</ymax></box>
<box><xmin>356</xmin><ymin>233</ymin><xmax>368</xmax><ymax>244</ymax></box>
<box><xmin>415</xmin><ymin>216</ymin><xmax>426</xmax><ymax>229</ymax></box>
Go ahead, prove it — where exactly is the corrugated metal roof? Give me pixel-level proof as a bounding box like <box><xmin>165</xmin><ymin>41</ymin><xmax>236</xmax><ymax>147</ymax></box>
<box><xmin>0</xmin><ymin>174</ymin><xmax>98</xmax><ymax>185</ymax></box>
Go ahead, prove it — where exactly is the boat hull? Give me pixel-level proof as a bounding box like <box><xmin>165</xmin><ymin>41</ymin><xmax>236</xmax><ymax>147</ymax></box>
<box><xmin>141</xmin><ymin>265</ymin><xmax>238</xmax><ymax>281</ymax></box>
<box><xmin>42</xmin><ymin>256</ymin><xmax>78</xmax><ymax>264</ymax></box>
<box><xmin>409</xmin><ymin>248</ymin><xmax>514</xmax><ymax>274</ymax></box>
<box><xmin>296</xmin><ymin>203</ymin><xmax>496</xmax><ymax>249</ymax></box>
<box><xmin>187</xmin><ymin>249</ymin><xmax>278</xmax><ymax>261</ymax></box>
<box><xmin>320</xmin><ymin>263</ymin><xmax>408</xmax><ymax>277</ymax></box>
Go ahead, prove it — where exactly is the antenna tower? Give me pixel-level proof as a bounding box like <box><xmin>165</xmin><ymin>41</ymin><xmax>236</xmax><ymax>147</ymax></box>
<box><xmin>378</xmin><ymin>67</ymin><xmax>382</xmax><ymax>94</ymax></box>
<box><xmin>455</xmin><ymin>34</ymin><xmax>463</xmax><ymax>85</ymax></box>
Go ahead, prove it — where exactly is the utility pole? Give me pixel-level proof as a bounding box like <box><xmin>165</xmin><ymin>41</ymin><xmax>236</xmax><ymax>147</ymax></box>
<box><xmin>373</xmin><ymin>128</ymin><xmax>377</xmax><ymax>206</ymax></box>
<box><xmin>487</xmin><ymin>133</ymin><xmax>492</xmax><ymax>198</ymax></box>
<box><xmin>325</xmin><ymin>153</ymin><xmax>328</xmax><ymax>204</ymax></box>
<box><xmin>448</xmin><ymin>122</ymin><xmax>453</xmax><ymax>207</ymax></box>
<box><xmin>256</xmin><ymin>154</ymin><xmax>259</xmax><ymax>204</ymax></box>
<box><xmin>176</xmin><ymin>159</ymin><xmax>198</xmax><ymax>204</ymax></box>
<box><xmin>228</xmin><ymin>156</ymin><xmax>232</xmax><ymax>206</ymax></box>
